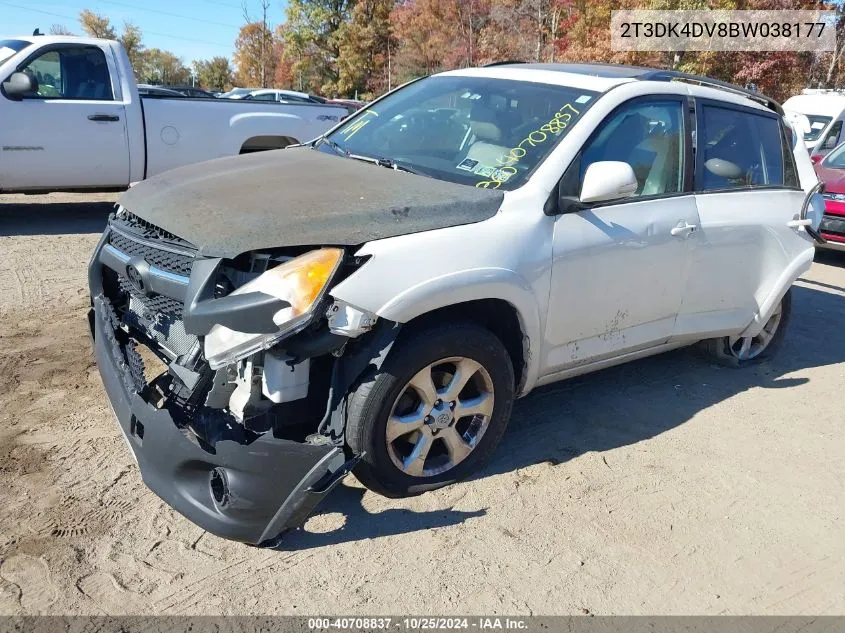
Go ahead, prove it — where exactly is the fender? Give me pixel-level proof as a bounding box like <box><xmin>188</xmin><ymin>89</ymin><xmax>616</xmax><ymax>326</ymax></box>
<box><xmin>740</xmin><ymin>246</ymin><xmax>814</xmax><ymax>338</ymax></box>
<box><xmin>331</xmin><ymin>266</ymin><xmax>544</xmax><ymax>396</ymax></box>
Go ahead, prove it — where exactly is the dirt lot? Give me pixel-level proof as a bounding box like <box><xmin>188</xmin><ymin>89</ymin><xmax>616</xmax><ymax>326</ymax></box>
<box><xmin>1</xmin><ymin>192</ymin><xmax>844</xmax><ymax>615</ymax></box>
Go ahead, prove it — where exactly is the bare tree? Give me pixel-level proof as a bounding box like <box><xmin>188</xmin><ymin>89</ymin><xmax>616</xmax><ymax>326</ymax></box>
<box><xmin>242</xmin><ymin>0</ymin><xmax>272</xmax><ymax>87</ymax></box>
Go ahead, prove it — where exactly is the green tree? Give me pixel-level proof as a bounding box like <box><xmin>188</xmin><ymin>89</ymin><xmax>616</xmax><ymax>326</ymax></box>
<box><xmin>78</xmin><ymin>9</ymin><xmax>116</xmax><ymax>39</ymax></box>
<box><xmin>285</xmin><ymin>0</ymin><xmax>356</xmax><ymax>94</ymax></box>
<box><xmin>141</xmin><ymin>48</ymin><xmax>191</xmax><ymax>85</ymax></box>
<box><xmin>119</xmin><ymin>23</ymin><xmax>145</xmax><ymax>76</ymax></box>
<box><xmin>193</xmin><ymin>57</ymin><xmax>233</xmax><ymax>90</ymax></box>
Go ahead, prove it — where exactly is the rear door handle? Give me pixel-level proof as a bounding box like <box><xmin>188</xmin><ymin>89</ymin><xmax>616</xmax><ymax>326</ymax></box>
<box><xmin>670</xmin><ymin>221</ymin><xmax>697</xmax><ymax>237</ymax></box>
<box><xmin>88</xmin><ymin>114</ymin><xmax>120</xmax><ymax>122</ymax></box>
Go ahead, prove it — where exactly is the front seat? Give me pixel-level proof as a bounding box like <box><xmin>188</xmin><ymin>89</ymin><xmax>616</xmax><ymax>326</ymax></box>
<box><xmin>464</xmin><ymin>103</ymin><xmax>509</xmax><ymax>167</ymax></box>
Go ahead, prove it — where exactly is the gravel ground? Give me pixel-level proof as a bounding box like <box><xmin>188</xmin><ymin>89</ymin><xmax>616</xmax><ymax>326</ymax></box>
<box><xmin>0</xmin><ymin>192</ymin><xmax>844</xmax><ymax>615</ymax></box>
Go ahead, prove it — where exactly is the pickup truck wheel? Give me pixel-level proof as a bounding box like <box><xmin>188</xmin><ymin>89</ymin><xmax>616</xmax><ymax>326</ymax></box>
<box><xmin>700</xmin><ymin>288</ymin><xmax>792</xmax><ymax>367</ymax></box>
<box><xmin>346</xmin><ymin>323</ymin><xmax>515</xmax><ymax>498</ymax></box>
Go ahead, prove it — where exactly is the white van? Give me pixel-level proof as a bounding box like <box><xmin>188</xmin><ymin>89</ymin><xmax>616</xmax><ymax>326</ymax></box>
<box><xmin>783</xmin><ymin>90</ymin><xmax>845</xmax><ymax>157</ymax></box>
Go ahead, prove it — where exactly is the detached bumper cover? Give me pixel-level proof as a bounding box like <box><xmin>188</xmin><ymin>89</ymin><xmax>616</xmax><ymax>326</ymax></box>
<box><xmin>90</xmin><ymin>292</ymin><xmax>353</xmax><ymax>544</ymax></box>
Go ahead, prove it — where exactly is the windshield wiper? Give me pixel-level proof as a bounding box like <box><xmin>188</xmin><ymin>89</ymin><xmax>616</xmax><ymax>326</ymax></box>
<box><xmin>317</xmin><ymin>140</ymin><xmax>427</xmax><ymax>177</ymax></box>
<box><xmin>346</xmin><ymin>154</ymin><xmax>426</xmax><ymax>176</ymax></box>
<box><xmin>314</xmin><ymin>135</ymin><xmax>347</xmax><ymax>156</ymax></box>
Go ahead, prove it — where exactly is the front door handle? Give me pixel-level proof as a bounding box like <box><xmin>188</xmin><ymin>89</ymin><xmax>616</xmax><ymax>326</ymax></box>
<box><xmin>670</xmin><ymin>221</ymin><xmax>697</xmax><ymax>237</ymax></box>
<box><xmin>88</xmin><ymin>114</ymin><xmax>120</xmax><ymax>122</ymax></box>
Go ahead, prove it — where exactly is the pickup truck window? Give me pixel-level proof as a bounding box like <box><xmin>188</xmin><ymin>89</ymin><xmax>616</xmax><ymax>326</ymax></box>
<box><xmin>0</xmin><ymin>39</ymin><xmax>30</xmax><ymax>65</ymax></box>
<box><xmin>326</xmin><ymin>76</ymin><xmax>598</xmax><ymax>191</ymax></box>
<box><xmin>20</xmin><ymin>46</ymin><xmax>113</xmax><ymax>101</ymax></box>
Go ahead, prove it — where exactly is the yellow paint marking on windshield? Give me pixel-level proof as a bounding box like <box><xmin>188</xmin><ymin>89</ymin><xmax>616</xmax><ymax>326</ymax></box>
<box><xmin>476</xmin><ymin>102</ymin><xmax>581</xmax><ymax>189</ymax></box>
<box><xmin>339</xmin><ymin>109</ymin><xmax>378</xmax><ymax>141</ymax></box>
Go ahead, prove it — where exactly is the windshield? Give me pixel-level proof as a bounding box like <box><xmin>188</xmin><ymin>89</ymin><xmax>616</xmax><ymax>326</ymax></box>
<box><xmin>823</xmin><ymin>142</ymin><xmax>845</xmax><ymax>168</ymax></box>
<box><xmin>805</xmin><ymin>115</ymin><xmax>833</xmax><ymax>141</ymax></box>
<box><xmin>0</xmin><ymin>39</ymin><xmax>30</xmax><ymax>66</ymax></box>
<box><xmin>324</xmin><ymin>75</ymin><xmax>598</xmax><ymax>190</ymax></box>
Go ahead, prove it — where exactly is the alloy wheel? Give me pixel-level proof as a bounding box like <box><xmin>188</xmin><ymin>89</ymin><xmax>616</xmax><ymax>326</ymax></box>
<box><xmin>385</xmin><ymin>356</ymin><xmax>495</xmax><ymax>478</ymax></box>
<box><xmin>727</xmin><ymin>302</ymin><xmax>784</xmax><ymax>361</ymax></box>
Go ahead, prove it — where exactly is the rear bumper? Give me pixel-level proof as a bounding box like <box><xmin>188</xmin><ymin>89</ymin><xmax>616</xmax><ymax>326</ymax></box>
<box><xmin>89</xmin><ymin>287</ymin><xmax>353</xmax><ymax>544</ymax></box>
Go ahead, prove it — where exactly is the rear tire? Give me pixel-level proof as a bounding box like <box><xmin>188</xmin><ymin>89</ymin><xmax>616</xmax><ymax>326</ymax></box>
<box><xmin>700</xmin><ymin>288</ymin><xmax>792</xmax><ymax>367</ymax></box>
<box><xmin>345</xmin><ymin>322</ymin><xmax>515</xmax><ymax>498</ymax></box>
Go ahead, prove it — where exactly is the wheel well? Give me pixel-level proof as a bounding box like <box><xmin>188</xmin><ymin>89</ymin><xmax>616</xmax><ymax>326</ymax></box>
<box><xmin>239</xmin><ymin>135</ymin><xmax>298</xmax><ymax>154</ymax></box>
<box><xmin>401</xmin><ymin>299</ymin><xmax>527</xmax><ymax>391</ymax></box>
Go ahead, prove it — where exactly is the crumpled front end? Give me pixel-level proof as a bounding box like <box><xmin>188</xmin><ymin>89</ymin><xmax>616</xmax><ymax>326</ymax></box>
<box><xmin>88</xmin><ymin>209</ymin><xmax>379</xmax><ymax>544</ymax></box>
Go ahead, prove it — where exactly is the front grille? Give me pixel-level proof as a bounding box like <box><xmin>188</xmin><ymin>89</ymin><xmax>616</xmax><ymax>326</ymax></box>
<box><xmin>103</xmin><ymin>213</ymin><xmax>198</xmax><ymax>361</ymax></box>
<box><xmin>112</xmin><ymin>208</ymin><xmax>195</xmax><ymax>249</ymax></box>
<box><xmin>117</xmin><ymin>276</ymin><xmax>183</xmax><ymax>318</ymax></box>
<box><xmin>108</xmin><ymin>231</ymin><xmax>194</xmax><ymax>276</ymax></box>
<box><xmin>821</xmin><ymin>213</ymin><xmax>845</xmax><ymax>236</ymax></box>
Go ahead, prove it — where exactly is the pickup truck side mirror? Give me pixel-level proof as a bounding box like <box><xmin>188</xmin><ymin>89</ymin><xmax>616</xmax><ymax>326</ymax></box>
<box><xmin>579</xmin><ymin>161</ymin><xmax>638</xmax><ymax>204</ymax></box>
<box><xmin>2</xmin><ymin>71</ymin><xmax>38</xmax><ymax>100</ymax></box>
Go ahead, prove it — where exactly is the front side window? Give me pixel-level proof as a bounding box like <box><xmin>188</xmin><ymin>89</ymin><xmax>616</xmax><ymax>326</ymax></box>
<box><xmin>325</xmin><ymin>75</ymin><xmax>598</xmax><ymax>190</ymax></box>
<box><xmin>698</xmin><ymin>105</ymin><xmax>783</xmax><ymax>191</ymax></box>
<box><xmin>248</xmin><ymin>92</ymin><xmax>277</xmax><ymax>101</ymax></box>
<box><xmin>578</xmin><ymin>99</ymin><xmax>685</xmax><ymax>198</ymax></box>
<box><xmin>19</xmin><ymin>46</ymin><xmax>113</xmax><ymax>100</ymax></box>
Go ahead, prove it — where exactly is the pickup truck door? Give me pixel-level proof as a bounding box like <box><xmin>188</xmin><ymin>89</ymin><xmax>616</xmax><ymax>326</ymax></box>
<box><xmin>674</xmin><ymin>99</ymin><xmax>815</xmax><ymax>343</ymax></box>
<box><xmin>543</xmin><ymin>96</ymin><xmax>698</xmax><ymax>374</ymax></box>
<box><xmin>0</xmin><ymin>43</ymin><xmax>129</xmax><ymax>190</ymax></box>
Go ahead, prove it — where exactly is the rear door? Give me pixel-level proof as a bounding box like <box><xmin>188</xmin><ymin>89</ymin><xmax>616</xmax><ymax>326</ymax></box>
<box><xmin>675</xmin><ymin>99</ymin><xmax>812</xmax><ymax>340</ymax></box>
<box><xmin>0</xmin><ymin>43</ymin><xmax>128</xmax><ymax>189</ymax></box>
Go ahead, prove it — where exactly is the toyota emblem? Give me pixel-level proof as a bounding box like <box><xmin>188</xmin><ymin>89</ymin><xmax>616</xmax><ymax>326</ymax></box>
<box><xmin>126</xmin><ymin>264</ymin><xmax>145</xmax><ymax>294</ymax></box>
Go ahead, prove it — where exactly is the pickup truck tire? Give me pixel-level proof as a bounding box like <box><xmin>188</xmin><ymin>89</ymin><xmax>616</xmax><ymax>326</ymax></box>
<box><xmin>700</xmin><ymin>288</ymin><xmax>792</xmax><ymax>367</ymax></box>
<box><xmin>346</xmin><ymin>322</ymin><xmax>515</xmax><ymax>498</ymax></box>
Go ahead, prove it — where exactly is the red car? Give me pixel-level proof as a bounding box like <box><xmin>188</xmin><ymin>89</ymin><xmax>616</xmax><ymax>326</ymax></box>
<box><xmin>813</xmin><ymin>144</ymin><xmax>845</xmax><ymax>251</ymax></box>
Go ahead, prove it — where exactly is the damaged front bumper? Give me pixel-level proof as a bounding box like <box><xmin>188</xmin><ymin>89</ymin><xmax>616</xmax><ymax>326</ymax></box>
<box><xmin>91</xmin><ymin>295</ymin><xmax>356</xmax><ymax>544</ymax></box>
<box><xmin>88</xmin><ymin>220</ymin><xmax>360</xmax><ymax>545</ymax></box>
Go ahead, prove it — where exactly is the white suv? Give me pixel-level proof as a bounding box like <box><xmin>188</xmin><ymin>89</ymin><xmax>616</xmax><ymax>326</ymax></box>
<box><xmin>90</xmin><ymin>62</ymin><xmax>825</xmax><ymax>543</ymax></box>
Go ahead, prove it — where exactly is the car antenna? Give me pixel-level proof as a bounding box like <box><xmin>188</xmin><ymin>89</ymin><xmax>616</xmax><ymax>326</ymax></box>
<box><xmin>33</xmin><ymin>28</ymin><xmax>43</xmax><ymax>36</ymax></box>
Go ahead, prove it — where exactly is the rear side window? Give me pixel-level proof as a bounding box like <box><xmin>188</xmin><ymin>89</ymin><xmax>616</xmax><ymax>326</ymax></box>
<box><xmin>18</xmin><ymin>46</ymin><xmax>113</xmax><ymax>101</ymax></box>
<box><xmin>698</xmin><ymin>104</ymin><xmax>784</xmax><ymax>191</ymax></box>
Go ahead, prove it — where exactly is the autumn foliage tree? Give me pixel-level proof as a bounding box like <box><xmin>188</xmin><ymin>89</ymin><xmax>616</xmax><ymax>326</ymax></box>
<box><xmin>234</xmin><ymin>22</ymin><xmax>279</xmax><ymax>88</ymax></box>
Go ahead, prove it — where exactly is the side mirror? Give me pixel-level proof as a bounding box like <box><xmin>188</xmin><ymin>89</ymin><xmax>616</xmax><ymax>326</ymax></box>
<box><xmin>2</xmin><ymin>71</ymin><xmax>38</xmax><ymax>100</ymax></box>
<box><xmin>580</xmin><ymin>161</ymin><xmax>638</xmax><ymax>204</ymax></box>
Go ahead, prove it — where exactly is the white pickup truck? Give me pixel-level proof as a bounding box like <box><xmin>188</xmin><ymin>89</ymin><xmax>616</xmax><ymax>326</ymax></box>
<box><xmin>0</xmin><ymin>35</ymin><xmax>347</xmax><ymax>193</ymax></box>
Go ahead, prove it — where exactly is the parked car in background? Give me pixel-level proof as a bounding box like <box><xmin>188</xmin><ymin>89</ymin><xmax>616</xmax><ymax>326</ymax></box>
<box><xmin>329</xmin><ymin>98</ymin><xmax>364</xmax><ymax>116</ymax></box>
<box><xmin>812</xmin><ymin>140</ymin><xmax>845</xmax><ymax>251</ymax></box>
<box><xmin>165</xmin><ymin>85</ymin><xmax>216</xmax><ymax>98</ymax></box>
<box><xmin>88</xmin><ymin>62</ymin><xmax>824</xmax><ymax>544</ymax></box>
<box><xmin>137</xmin><ymin>84</ymin><xmax>186</xmax><ymax>97</ymax></box>
<box><xmin>783</xmin><ymin>90</ymin><xmax>845</xmax><ymax>159</ymax></box>
<box><xmin>217</xmin><ymin>87</ymin><xmax>258</xmax><ymax>99</ymax></box>
<box><xmin>243</xmin><ymin>89</ymin><xmax>326</xmax><ymax>104</ymax></box>
<box><xmin>0</xmin><ymin>35</ymin><xmax>348</xmax><ymax>193</ymax></box>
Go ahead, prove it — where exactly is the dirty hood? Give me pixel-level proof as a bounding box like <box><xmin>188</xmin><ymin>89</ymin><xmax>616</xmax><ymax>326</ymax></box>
<box><xmin>119</xmin><ymin>147</ymin><xmax>504</xmax><ymax>258</ymax></box>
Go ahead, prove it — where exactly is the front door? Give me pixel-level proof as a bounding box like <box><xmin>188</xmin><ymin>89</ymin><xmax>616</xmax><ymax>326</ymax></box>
<box><xmin>543</xmin><ymin>96</ymin><xmax>699</xmax><ymax>374</ymax></box>
<box><xmin>0</xmin><ymin>43</ymin><xmax>128</xmax><ymax>190</ymax></box>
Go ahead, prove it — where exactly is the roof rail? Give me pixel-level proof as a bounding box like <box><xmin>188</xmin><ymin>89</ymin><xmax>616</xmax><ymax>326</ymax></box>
<box><xmin>483</xmin><ymin>60</ymin><xmax>526</xmax><ymax>67</ymax></box>
<box><xmin>641</xmin><ymin>69</ymin><xmax>784</xmax><ymax>115</ymax></box>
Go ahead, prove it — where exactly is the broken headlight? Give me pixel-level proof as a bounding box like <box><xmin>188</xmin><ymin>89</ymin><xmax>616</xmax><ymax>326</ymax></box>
<box><xmin>204</xmin><ymin>248</ymin><xmax>343</xmax><ymax>369</ymax></box>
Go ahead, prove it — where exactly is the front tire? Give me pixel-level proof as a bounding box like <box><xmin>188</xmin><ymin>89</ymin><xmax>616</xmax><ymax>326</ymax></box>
<box><xmin>345</xmin><ymin>322</ymin><xmax>515</xmax><ymax>498</ymax></box>
<box><xmin>700</xmin><ymin>288</ymin><xmax>792</xmax><ymax>367</ymax></box>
